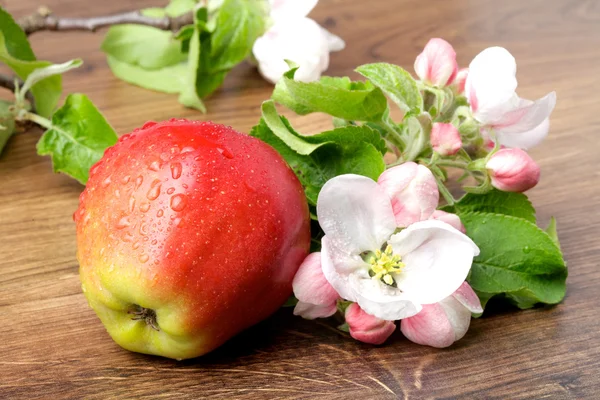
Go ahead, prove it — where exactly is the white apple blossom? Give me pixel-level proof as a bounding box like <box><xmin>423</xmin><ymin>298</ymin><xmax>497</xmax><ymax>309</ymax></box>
<box><xmin>252</xmin><ymin>0</ymin><xmax>345</xmax><ymax>84</ymax></box>
<box><xmin>316</xmin><ymin>172</ymin><xmax>480</xmax><ymax>321</ymax></box>
<box><xmin>465</xmin><ymin>47</ymin><xmax>557</xmax><ymax>150</ymax></box>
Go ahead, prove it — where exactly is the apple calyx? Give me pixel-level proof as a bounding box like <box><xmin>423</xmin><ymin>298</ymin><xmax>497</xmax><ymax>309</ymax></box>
<box><xmin>128</xmin><ymin>305</ymin><xmax>160</xmax><ymax>331</ymax></box>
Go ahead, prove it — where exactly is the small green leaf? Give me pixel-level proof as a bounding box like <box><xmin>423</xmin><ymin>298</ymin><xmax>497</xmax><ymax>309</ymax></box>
<box><xmin>106</xmin><ymin>56</ymin><xmax>187</xmax><ymax>94</ymax></box>
<box><xmin>36</xmin><ymin>94</ymin><xmax>118</xmax><ymax>184</ymax></box>
<box><xmin>282</xmin><ymin>296</ymin><xmax>298</xmax><ymax>307</ymax></box>
<box><xmin>0</xmin><ymin>32</ymin><xmax>61</xmax><ymax>118</ymax></box>
<box><xmin>545</xmin><ymin>217</ymin><xmax>561</xmax><ymax>249</ymax></box>
<box><xmin>442</xmin><ymin>189</ymin><xmax>536</xmax><ymax>223</ymax></box>
<box><xmin>462</xmin><ymin>212</ymin><xmax>567</xmax><ymax>309</ymax></box>
<box><xmin>0</xmin><ymin>100</ymin><xmax>16</xmax><ymax>154</ymax></box>
<box><xmin>178</xmin><ymin>8</ymin><xmax>207</xmax><ymax>112</ymax></box>
<box><xmin>164</xmin><ymin>0</ymin><xmax>197</xmax><ymax>17</ymax></box>
<box><xmin>250</xmin><ymin>117</ymin><xmax>385</xmax><ymax>205</ymax></box>
<box><xmin>0</xmin><ymin>7</ymin><xmax>36</xmax><ymax>62</ymax></box>
<box><xmin>356</xmin><ymin>63</ymin><xmax>423</xmax><ymax>113</ymax></box>
<box><xmin>20</xmin><ymin>59</ymin><xmax>82</xmax><ymax>99</ymax></box>
<box><xmin>101</xmin><ymin>25</ymin><xmax>187</xmax><ymax>70</ymax></box>
<box><xmin>272</xmin><ymin>70</ymin><xmax>390</xmax><ymax>122</ymax></box>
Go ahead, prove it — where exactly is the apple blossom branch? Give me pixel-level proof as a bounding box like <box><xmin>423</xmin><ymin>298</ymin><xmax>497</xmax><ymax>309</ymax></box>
<box><xmin>18</xmin><ymin>6</ymin><xmax>194</xmax><ymax>35</ymax></box>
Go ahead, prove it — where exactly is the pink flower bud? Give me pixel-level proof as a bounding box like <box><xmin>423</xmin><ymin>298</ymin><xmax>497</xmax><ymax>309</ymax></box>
<box><xmin>400</xmin><ymin>282</ymin><xmax>482</xmax><ymax>348</ymax></box>
<box><xmin>345</xmin><ymin>303</ymin><xmax>396</xmax><ymax>345</ymax></box>
<box><xmin>292</xmin><ymin>252</ymin><xmax>339</xmax><ymax>319</ymax></box>
<box><xmin>453</xmin><ymin>68</ymin><xmax>468</xmax><ymax>94</ymax></box>
<box><xmin>430</xmin><ymin>123</ymin><xmax>462</xmax><ymax>156</ymax></box>
<box><xmin>414</xmin><ymin>38</ymin><xmax>459</xmax><ymax>87</ymax></box>
<box><xmin>430</xmin><ymin>210</ymin><xmax>465</xmax><ymax>233</ymax></box>
<box><xmin>377</xmin><ymin>162</ymin><xmax>439</xmax><ymax>227</ymax></box>
<box><xmin>486</xmin><ymin>148</ymin><xmax>540</xmax><ymax>192</ymax></box>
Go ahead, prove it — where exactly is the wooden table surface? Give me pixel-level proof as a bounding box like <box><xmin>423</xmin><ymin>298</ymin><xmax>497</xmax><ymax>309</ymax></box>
<box><xmin>1</xmin><ymin>0</ymin><xmax>600</xmax><ymax>398</ymax></box>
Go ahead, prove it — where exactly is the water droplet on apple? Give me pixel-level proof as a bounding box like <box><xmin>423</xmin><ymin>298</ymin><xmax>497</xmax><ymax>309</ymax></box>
<box><xmin>139</xmin><ymin>223</ymin><xmax>149</xmax><ymax>236</ymax></box>
<box><xmin>156</xmin><ymin>209</ymin><xmax>164</xmax><ymax>217</ymax></box>
<box><xmin>167</xmin><ymin>187</ymin><xmax>175</xmax><ymax>195</ymax></box>
<box><xmin>217</xmin><ymin>147</ymin><xmax>234</xmax><ymax>159</ymax></box>
<box><xmin>121</xmin><ymin>175</ymin><xmax>131</xmax><ymax>184</ymax></box>
<box><xmin>181</xmin><ymin>146</ymin><xmax>195</xmax><ymax>154</ymax></box>
<box><xmin>128</xmin><ymin>197</ymin><xmax>136</xmax><ymax>214</ymax></box>
<box><xmin>135</xmin><ymin>175</ymin><xmax>144</xmax><ymax>189</ymax></box>
<box><xmin>116</xmin><ymin>217</ymin><xmax>131</xmax><ymax>229</ymax></box>
<box><xmin>170</xmin><ymin>162</ymin><xmax>182</xmax><ymax>179</ymax></box>
<box><xmin>139</xmin><ymin>202</ymin><xmax>150</xmax><ymax>213</ymax></box>
<box><xmin>139</xmin><ymin>254</ymin><xmax>149</xmax><ymax>263</ymax></box>
<box><xmin>101</xmin><ymin>176</ymin><xmax>112</xmax><ymax>188</ymax></box>
<box><xmin>170</xmin><ymin>194</ymin><xmax>187</xmax><ymax>212</ymax></box>
<box><xmin>142</xmin><ymin>121</ymin><xmax>157</xmax><ymax>129</ymax></box>
<box><xmin>149</xmin><ymin>161</ymin><xmax>161</xmax><ymax>171</ymax></box>
<box><xmin>147</xmin><ymin>180</ymin><xmax>161</xmax><ymax>201</ymax></box>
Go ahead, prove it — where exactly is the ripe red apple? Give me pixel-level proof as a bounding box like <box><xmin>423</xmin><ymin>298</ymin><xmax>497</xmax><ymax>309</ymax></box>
<box><xmin>75</xmin><ymin>120</ymin><xmax>310</xmax><ymax>360</ymax></box>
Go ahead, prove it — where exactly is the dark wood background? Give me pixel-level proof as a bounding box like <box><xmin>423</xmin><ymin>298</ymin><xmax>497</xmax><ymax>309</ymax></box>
<box><xmin>1</xmin><ymin>0</ymin><xmax>599</xmax><ymax>398</ymax></box>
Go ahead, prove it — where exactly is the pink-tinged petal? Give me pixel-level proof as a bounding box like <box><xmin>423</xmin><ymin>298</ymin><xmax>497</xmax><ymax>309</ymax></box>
<box><xmin>430</xmin><ymin>210</ymin><xmax>465</xmax><ymax>233</ymax></box>
<box><xmin>486</xmin><ymin>148</ymin><xmax>540</xmax><ymax>192</ymax></box>
<box><xmin>317</xmin><ymin>174</ymin><xmax>396</xmax><ymax>254</ymax></box>
<box><xmin>400</xmin><ymin>303</ymin><xmax>455</xmax><ymax>348</ymax></box>
<box><xmin>454</xmin><ymin>68</ymin><xmax>468</xmax><ymax>94</ymax></box>
<box><xmin>345</xmin><ymin>303</ymin><xmax>397</xmax><ymax>345</ymax></box>
<box><xmin>492</xmin><ymin>92</ymin><xmax>556</xmax><ymax>134</ymax></box>
<box><xmin>414</xmin><ymin>38</ymin><xmax>458</xmax><ymax>87</ymax></box>
<box><xmin>466</xmin><ymin>47</ymin><xmax>518</xmax><ymax>124</ymax></box>
<box><xmin>438</xmin><ymin>296</ymin><xmax>474</xmax><ymax>341</ymax></box>
<box><xmin>430</xmin><ymin>123</ymin><xmax>462</xmax><ymax>156</ymax></box>
<box><xmin>269</xmin><ymin>0</ymin><xmax>318</xmax><ymax>20</ymax></box>
<box><xmin>321</xmin><ymin>27</ymin><xmax>345</xmax><ymax>52</ymax></box>
<box><xmin>451</xmin><ymin>282</ymin><xmax>483</xmax><ymax>314</ymax></box>
<box><xmin>293</xmin><ymin>301</ymin><xmax>337</xmax><ymax>319</ymax></box>
<box><xmin>377</xmin><ymin>163</ymin><xmax>439</xmax><ymax>227</ymax></box>
<box><xmin>293</xmin><ymin>252</ymin><xmax>339</xmax><ymax>306</ymax></box>
<box><xmin>388</xmin><ymin>220</ymin><xmax>479</xmax><ymax>305</ymax></box>
<box><xmin>496</xmin><ymin>118</ymin><xmax>551</xmax><ymax>150</ymax></box>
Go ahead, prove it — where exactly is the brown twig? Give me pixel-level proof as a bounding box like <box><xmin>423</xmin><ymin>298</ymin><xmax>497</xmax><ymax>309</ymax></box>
<box><xmin>0</xmin><ymin>74</ymin><xmax>35</xmax><ymax>111</ymax></box>
<box><xmin>18</xmin><ymin>6</ymin><xmax>194</xmax><ymax>35</ymax></box>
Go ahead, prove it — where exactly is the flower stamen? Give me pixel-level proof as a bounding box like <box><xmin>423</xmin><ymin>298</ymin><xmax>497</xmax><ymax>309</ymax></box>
<box><xmin>368</xmin><ymin>245</ymin><xmax>404</xmax><ymax>286</ymax></box>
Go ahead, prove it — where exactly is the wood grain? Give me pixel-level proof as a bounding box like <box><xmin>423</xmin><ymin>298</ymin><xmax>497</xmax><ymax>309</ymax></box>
<box><xmin>1</xmin><ymin>0</ymin><xmax>600</xmax><ymax>398</ymax></box>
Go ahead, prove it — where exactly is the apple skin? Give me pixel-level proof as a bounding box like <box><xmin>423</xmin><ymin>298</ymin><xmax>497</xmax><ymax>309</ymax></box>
<box><xmin>75</xmin><ymin>120</ymin><xmax>310</xmax><ymax>360</ymax></box>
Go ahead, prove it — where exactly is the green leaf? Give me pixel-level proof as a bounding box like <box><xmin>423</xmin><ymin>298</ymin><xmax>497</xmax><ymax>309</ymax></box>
<box><xmin>282</xmin><ymin>296</ymin><xmax>298</xmax><ymax>307</ymax></box>
<box><xmin>545</xmin><ymin>217</ymin><xmax>561</xmax><ymax>249</ymax></box>
<box><xmin>250</xmin><ymin>117</ymin><xmax>385</xmax><ymax>205</ymax></box>
<box><xmin>193</xmin><ymin>0</ymin><xmax>268</xmax><ymax>98</ymax></box>
<box><xmin>442</xmin><ymin>189</ymin><xmax>536</xmax><ymax>223</ymax></box>
<box><xmin>0</xmin><ymin>100</ymin><xmax>16</xmax><ymax>154</ymax></box>
<box><xmin>356</xmin><ymin>63</ymin><xmax>423</xmax><ymax>113</ymax></box>
<box><xmin>462</xmin><ymin>212</ymin><xmax>567</xmax><ymax>309</ymax></box>
<box><xmin>272</xmin><ymin>69</ymin><xmax>390</xmax><ymax>122</ymax></box>
<box><xmin>101</xmin><ymin>25</ymin><xmax>187</xmax><ymax>70</ymax></box>
<box><xmin>106</xmin><ymin>56</ymin><xmax>187</xmax><ymax>94</ymax></box>
<box><xmin>164</xmin><ymin>0</ymin><xmax>197</xmax><ymax>17</ymax></box>
<box><xmin>178</xmin><ymin>8</ymin><xmax>208</xmax><ymax>112</ymax></box>
<box><xmin>36</xmin><ymin>94</ymin><xmax>118</xmax><ymax>184</ymax></box>
<box><xmin>0</xmin><ymin>32</ymin><xmax>61</xmax><ymax>118</ymax></box>
<box><xmin>0</xmin><ymin>7</ymin><xmax>36</xmax><ymax>62</ymax></box>
<box><xmin>19</xmin><ymin>59</ymin><xmax>82</xmax><ymax>99</ymax></box>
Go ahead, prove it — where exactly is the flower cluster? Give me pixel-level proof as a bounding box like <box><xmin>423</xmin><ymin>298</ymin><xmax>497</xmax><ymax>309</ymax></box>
<box><xmin>289</xmin><ymin>38</ymin><xmax>557</xmax><ymax>347</ymax></box>
<box><xmin>252</xmin><ymin>0</ymin><xmax>345</xmax><ymax>84</ymax></box>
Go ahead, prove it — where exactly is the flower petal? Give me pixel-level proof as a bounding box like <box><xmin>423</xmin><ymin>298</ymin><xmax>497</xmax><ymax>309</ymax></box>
<box><xmin>496</xmin><ymin>117</ymin><xmax>551</xmax><ymax>150</ymax></box>
<box><xmin>388</xmin><ymin>220</ymin><xmax>479</xmax><ymax>305</ymax></box>
<box><xmin>293</xmin><ymin>301</ymin><xmax>337</xmax><ymax>319</ymax></box>
<box><xmin>253</xmin><ymin>18</ymin><xmax>330</xmax><ymax>84</ymax></box>
<box><xmin>414</xmin><ymin>38</ymin><xmax>458</xmax><ymax>87</ymax></box>
<box><xmin>317</xmin><ymin>174</ymin><xmax>396</xmax><ymax>254</ymax></box>
<box><xmin>377</xmin><ymin>163</ymin><xmax>439</xmax><ymax>227</ymax></box>
<box><xmin>439</xmin><ymin>296</ymin><xmax>473</xmax><ymax>342</ymax></box>
<box><xmin>320</xmin><ymin>236</ymin><xmax>366</xmax><ymax>302</ymax></box>
<box><xmin>400</xmin><ymin>303</ymin><xmax>455</xmax><ymax>348</ymax></box>
<box><xmin>321</xmin><ymin>27</ymin><xmax>345</xmax><ymax>52</ymax></box>
<box><xmin>466</xmin><ymin>47</ymin><xmax>518</xmax><ymax>124</ymax></box>
<box><xmin>293</xmin><ymin>252</ymin><xmax>339</xmax><ymax>305</ymax></box>
<box><xmin>492</xmin><ymin>92</ymin><xmax>556</xmax><ymax>133</ymax></box>
<box><xmin>429</xmin><ymin>210</ymin><xmax>465</xmax><ymax>233</ymax></box>
<box><xmin>349</xmin><ymin>274</ymin><xmax>422</xmax><ymax>320</ymax></box>
<box><xmin>451</xmin><ymin>281</ymin><xmax>483</xmax><ymax>314</ymax></box>
<box><xmin>269</xmin><ymin>0</ymin><xmax>318</xmax><ymax>20</ymax></box>
<box><xmin>345</xmin><ymin>303</ymin><xmax>396</xmax><ymax>345</ymax></box>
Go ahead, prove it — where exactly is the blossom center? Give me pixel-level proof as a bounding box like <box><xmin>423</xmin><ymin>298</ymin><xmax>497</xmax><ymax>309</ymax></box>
<box><xmin>367</xmin><ymin>245</ymin><xmax>405</xmax><ymax>286</ymax></box>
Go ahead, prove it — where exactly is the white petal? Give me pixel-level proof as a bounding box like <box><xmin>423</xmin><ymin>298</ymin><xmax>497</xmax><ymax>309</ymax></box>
<box><xmin>388</xmin><ymin>220</ymin><xmax>479</xmax><ymax>305</ymax></box>
<box><xmin>317</xmin><ymin>174</ymin><xmax>396</xmax><ymax>254</ymax></box>
<box><xmin>349</xmin><ymin>275</ymin><xmax>422</xmax><ymax>320</ymax></box>
<box><xmin>293</xmin><ymin>301</ymin><xmax>337</xmax><ymax>320</ymax></box>
<box><xmin>466</xmin><ymin>47</ymin><xmax>518</xmax><ymax>124</ymax></box>
<box><xmin>252</xmin><ymin>18</ymin><xmax>330</xmax><ymax>84</ymax></box>
<box><xmin>320</xmin><ymin>236</ymin><xmax>366</xmax><ymax>301</ymax></box>
<box><xmin>269</xmin><ymin>0</ymin><xmax>318</xmax><ymax>20</ymax></box>
<box><xmin>496</xmin><ymin>118</ymin><xmax>550</xmax><ymax>150</ymax></box>
<box><xmin>439</xmin><ymin>296</ymin><xmax>473</xmax><ymax>341</ymax></box>
<box><xmin>492</xmin><ymin>92</ymin><xmax>556</xmax><ymax>134</ymax></box>
<box><xmin>321</xmin><ymin>27</ymin><xmax>345</xmax><ymax>52</ymax></box>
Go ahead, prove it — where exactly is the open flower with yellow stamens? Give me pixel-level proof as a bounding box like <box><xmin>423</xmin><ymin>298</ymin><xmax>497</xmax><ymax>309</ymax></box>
<box><xmin>293</xmin><ymin>164</ymin><xmax>480</xmax><ymax>322</ymax></box>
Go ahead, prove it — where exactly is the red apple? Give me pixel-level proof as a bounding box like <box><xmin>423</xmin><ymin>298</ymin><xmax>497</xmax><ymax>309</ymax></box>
<box><xmin>75</xmin><ymin>120</ymin><xmax>310</xmax><ymax>359</ymax></box>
